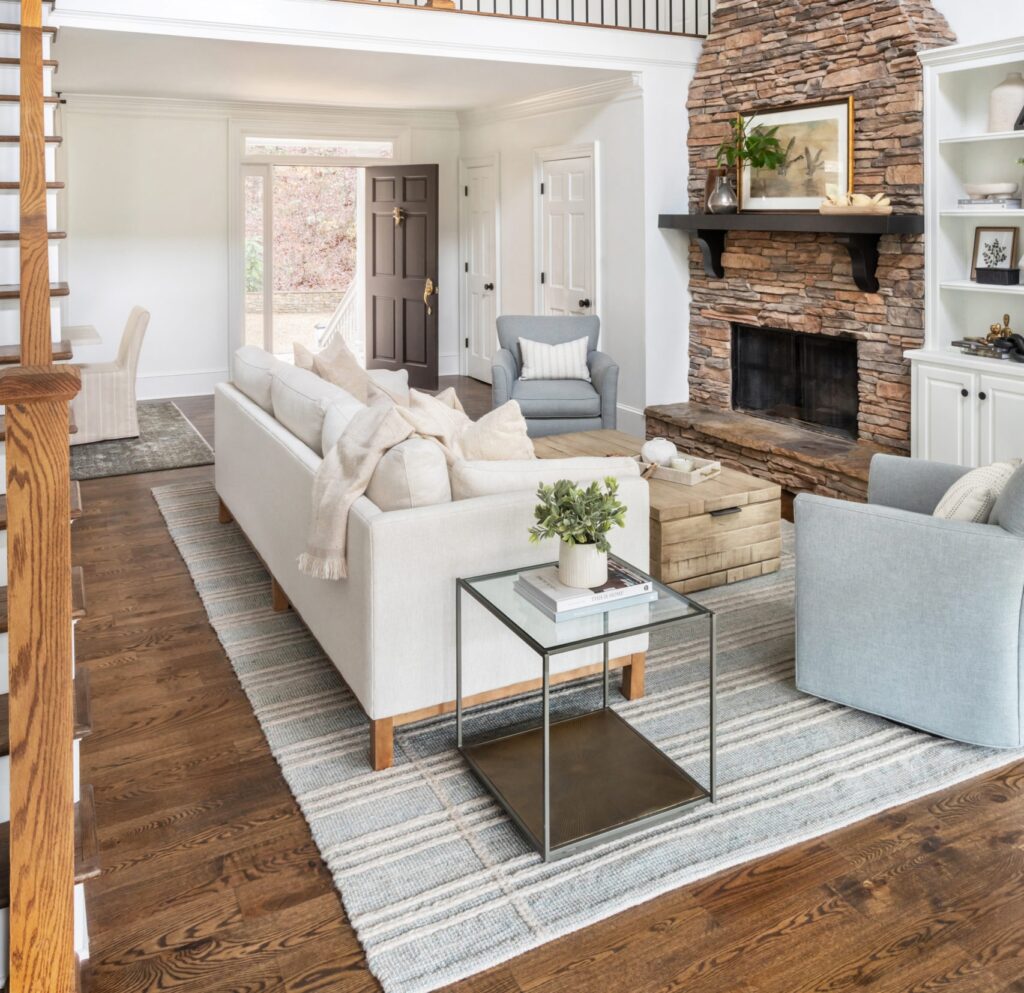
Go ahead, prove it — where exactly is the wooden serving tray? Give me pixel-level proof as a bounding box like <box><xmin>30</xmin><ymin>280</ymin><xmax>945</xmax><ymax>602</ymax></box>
<box><xmin>636</xmin><ymin>455</ymin><xmax>722</xmax><ymax>486</ymax></box>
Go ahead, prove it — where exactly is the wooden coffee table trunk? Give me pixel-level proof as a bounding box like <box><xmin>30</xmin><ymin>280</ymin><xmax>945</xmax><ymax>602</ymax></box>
<box><xmin>535</xmin><ymin>430</ymin><xmax>782</xmax><ymax>594</ymax></box>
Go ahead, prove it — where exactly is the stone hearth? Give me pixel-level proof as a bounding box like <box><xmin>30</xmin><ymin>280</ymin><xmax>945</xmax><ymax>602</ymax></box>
<box><xmin>669</xmin><ymin>0</ymin><xmax>955</xmax><ymax>497</ymax></box>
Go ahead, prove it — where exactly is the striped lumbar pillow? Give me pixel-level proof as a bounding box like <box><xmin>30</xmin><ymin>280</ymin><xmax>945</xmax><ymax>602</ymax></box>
<box><xmin>933</xmin><ymin>460</ymin><xmax>1021</xmax><ymax>523</ymax></box>
<box><xmin>518</xmin><ymin>336</ymin><xmax>591</xmax><ymax>382</ymax></box>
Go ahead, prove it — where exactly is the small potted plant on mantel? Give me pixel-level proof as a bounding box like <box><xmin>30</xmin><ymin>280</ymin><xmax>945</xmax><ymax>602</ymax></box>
<box><xmin>709</xmin><ymin>116</ymin><xmax>786</xmax><ymax>213</ymax></box>
<box><xmin>529</xmin><ymin>478</ymin><xmax>627</xmax><ymax>589</ymax></box>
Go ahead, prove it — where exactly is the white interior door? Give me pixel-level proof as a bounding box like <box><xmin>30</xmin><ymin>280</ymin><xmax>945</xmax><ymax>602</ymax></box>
<box><xmin>539</xmin><ymin>153</ymin><xmax>595</xmax><ymax>318</ymax></box>
<box><xmin>461</xmin><ymin>159</ymin><xmax>499</xmax><ymax>383</ymax></box>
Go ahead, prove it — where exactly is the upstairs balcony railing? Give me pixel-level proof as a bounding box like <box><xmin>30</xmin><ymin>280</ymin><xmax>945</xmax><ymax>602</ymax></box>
<box><xmin>337</xmin><ymin>0</ymin><xmax>714</xmax><ymax>36</ymax></box>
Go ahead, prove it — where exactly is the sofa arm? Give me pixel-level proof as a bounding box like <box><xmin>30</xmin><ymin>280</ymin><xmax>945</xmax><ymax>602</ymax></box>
<box><xmin>588</xmin><ymin>350</ymin><xmax>619</xmax><ymax>430</ymax></box>
<box><xmin>795</xmin><ymin>493</ymin><xmax>1024</xmax><ymax>746</ymax></box>
<box><xmin>867</xmin><ymin>453</ymin><xmax>970</xmax><ymax>515</ymax></box>
<box><xmin>492</xmin><ymin>348</ymin><xmax>517</xmax><ymax>408</ymax></box>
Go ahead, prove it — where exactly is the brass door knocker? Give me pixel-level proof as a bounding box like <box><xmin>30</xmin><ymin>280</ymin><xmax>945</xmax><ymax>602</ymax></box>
<box><xmin>392</xmin><ymin>207</ymin><xmax>406</xmax><ymax>227</ymax></box>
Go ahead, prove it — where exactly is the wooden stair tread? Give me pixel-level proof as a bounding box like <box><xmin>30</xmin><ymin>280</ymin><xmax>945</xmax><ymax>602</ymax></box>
<box><xmin>0</xmin><ymin>135</ymin><xmax>63</xmax><ymax>144</ymax></box>
<box><xmin>0</xmin><ymin>281</ymin><xmax>69</xmax><ymax>298</ymax></box>
<box><xmin>0</xmin><ymin>566</ymin><xmax>86</xmax><ymax>633</ymax></box>
<box><xmin>0</xmin><ymin>230</ymin><xmax>67</xmax><ymax>240</ymax></box>
<box><xmin>0</xmin><ymin>57</ymin><xmax>58</xmax><ymax>68</ymax></box>
<box><xmin>0</xmin><ymin>480</ymin><xmax>81</xmax><ymax>531</ymax></box>
<box><xmin>0</xmin><ymin>786</ymin><xmax>99</xmax><ymax>911</ymax></box>
<box><xmin>0</xmin><ymin>338</ymin><xmax>72</xmax><ymax>362</ymax></box>
<box><xmin>0</xmin><ymin>94</ymin><xmax>60</xmax><ymax>103</ymax></box>
<box><xmin>0</xmin><ymin>669</ymin><xmax>92</xmax><ymax>758</ymax></box>
<box><xmin>0</xmin><ymin>181</ymin><xmax>64</xmax><ymax>190</ymax></box>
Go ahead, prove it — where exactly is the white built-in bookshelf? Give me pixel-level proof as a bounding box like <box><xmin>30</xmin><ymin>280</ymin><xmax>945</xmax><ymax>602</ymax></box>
<box><xmin>909</xmin><ymin>37</ymin><xmax>1024</xmax><ymax>465</ymax></box>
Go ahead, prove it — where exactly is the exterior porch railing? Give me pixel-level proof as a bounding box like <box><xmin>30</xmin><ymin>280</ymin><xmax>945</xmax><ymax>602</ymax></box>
<box><xmin>334</xmin><ymin>0</ymin><xmax>714</xmax><ymax>37</ymax></box>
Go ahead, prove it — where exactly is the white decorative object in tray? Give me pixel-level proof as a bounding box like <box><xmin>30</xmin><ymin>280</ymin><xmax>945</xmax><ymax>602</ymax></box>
<box><xmin>637</xmin><ymin>455</ymin><xmax>722</xmax><ymax>486</ymax></box>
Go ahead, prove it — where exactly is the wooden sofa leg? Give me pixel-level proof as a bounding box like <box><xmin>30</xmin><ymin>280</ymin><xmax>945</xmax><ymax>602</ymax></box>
<box><xmin>271</xmin><ymin>577</ymin><xmax>290</xmax><ymax>613</ymax></box>
<box><xmin>622</xmin><ymin>652</ymin><xmax>646</xmax><ymax>701</ymax></box>
<box><xmin>218</xmin><ymin>498</ymin><xmax>233</xmax><ymax>524</ymax></box>
<box><xmin>371</xmin><ymin>718</ymin><xmax>394</xmax><ymax>771</ymax></box>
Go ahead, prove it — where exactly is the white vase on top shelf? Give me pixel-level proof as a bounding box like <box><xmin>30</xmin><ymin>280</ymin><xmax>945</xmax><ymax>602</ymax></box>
<box><xmin>989</xmin><ymin>72</ymin><xmax>1024</xmax><ymax>133</ymax></box>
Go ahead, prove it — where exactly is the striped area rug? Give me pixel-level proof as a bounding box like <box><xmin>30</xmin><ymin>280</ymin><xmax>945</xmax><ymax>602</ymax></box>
<box><xmin>153</xmin><ymin>480</ymin><xmax>1018</xmax><ymax>993</ymax></box>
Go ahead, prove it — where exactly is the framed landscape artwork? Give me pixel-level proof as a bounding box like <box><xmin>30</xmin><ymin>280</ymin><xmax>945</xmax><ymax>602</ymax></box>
<box><xmin>739</xmin><ymin>97</ymin><xmax>855</xmax><ymax>211</ymax></box>
<box><xmin>971</xmin><ymin>227</ymin><xmax>1019</xmax><ymax>279</ymax></box>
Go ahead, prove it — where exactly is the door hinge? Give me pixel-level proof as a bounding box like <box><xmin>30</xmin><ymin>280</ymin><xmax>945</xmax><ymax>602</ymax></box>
<box><xmin>465</xmin><ymin>337</ymin><xmax>469</xmax><ymax>349</ymax></box>
<box><xmin>540</xmin><ymin>272</ymin><xmax>546</xmax><ymax>284</ymax></box>
<box><xmin>464</xmin><ymin>185</ymin><xmax>469</xmax><ymax>196</ymax></box>
<box><xmin>540</xmin><ymin>182</ymin><xmax>545</xmax><ymax>195</ymax></box>
<box><xmin>464</xmin><ymin>262</ymin><xmax>469</xmax><ymax>273</ymax></box>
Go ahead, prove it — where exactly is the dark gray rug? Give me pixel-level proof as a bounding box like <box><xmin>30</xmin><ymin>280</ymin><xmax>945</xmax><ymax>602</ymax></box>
<box><xmin>71</xmin><ymin>401</ymin><xmax>213</xmax><ymax>481</ymax></box>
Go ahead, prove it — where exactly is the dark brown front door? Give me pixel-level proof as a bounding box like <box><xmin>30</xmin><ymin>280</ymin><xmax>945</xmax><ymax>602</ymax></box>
<box><xmin>364</xmin><ymin>164</ymin><xmax>439</xmax><ymax>390</ymax></box>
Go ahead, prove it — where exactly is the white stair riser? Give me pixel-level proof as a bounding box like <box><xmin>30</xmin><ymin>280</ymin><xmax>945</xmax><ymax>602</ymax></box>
<box><xmin>0</xmin><ymin>103</ymin><xmax>56</xmax><ymax>134</ymax></box>
<box><xmin>0</xmin><ymin>144</ymin><xmax>57</xmax><ymax>180</ymax></box>
<box><xmin>0</xmin><ymin>34</ymin><xmax>51</xmax><ymax>60</ymax></box>
<box><xmin>0</xmin><ymin>303</ymin><xmax>65</xmax><ymax>346</ymax></box>
<box><xmin>0</xmin><ymin>243</ymin><xmax>60</xmax><ymax>283</ymax></box>
<box><xmin>0</xmin><ymin>190</ymin><xmax>57</xmax><ymax>229</ymax></box>
<box><xmin>0</xmin><ymin>65</ymin><xmax>55</xmax><ymax>99</ymax></box>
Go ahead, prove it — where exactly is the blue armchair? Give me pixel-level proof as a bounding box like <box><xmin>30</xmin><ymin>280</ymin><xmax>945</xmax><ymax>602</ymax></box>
<box><xmin>795</xmin><ymin>454</ymin><xmax>1024</xmax><ymax>748</ymax></box>
<box><xmin>492</xmin><ymin>315</ymin><xmax>618</xmax><ymax>438</ymax></box>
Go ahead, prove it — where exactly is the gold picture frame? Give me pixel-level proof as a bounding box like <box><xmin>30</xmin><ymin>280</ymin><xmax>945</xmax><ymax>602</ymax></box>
<box><xmin>737</xmin><ymin>97</ymin><xmax>855</xmax><ymax>212</ymax></box>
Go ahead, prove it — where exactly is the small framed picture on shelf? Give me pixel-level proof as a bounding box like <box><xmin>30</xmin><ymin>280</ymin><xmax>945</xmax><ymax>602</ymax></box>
<box><xmin>972</xmin><ymin>226</ymin><xmax>1020</xmax><ymax>282</ymax></box>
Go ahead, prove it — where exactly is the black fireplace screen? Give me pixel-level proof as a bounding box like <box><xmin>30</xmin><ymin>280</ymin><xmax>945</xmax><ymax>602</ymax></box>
<box><xmin>731</xmin><ymin>324</ymin><xmax>859</xmax><ymax>439</ymax></box>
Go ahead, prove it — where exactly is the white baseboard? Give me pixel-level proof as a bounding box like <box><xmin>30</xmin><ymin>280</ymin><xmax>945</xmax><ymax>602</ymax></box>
<box><xmin>137</xmin><ymin>369</ymin><xmax>228</xmax><ymax>400</ymax></box>
<box><xmin>616</xmin><ymin>403</ymin><xmax>646</xmax><ymax>438</ymax></box>
<box><xmin>439</xmin><ymin>352</ymin><xmax>460</xmax><ymax>377</ymax></box>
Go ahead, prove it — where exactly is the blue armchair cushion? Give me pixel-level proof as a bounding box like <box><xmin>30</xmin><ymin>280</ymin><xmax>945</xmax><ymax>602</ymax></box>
<box><xmin>511</xmin><ymin>379</ymin><xmax>601</xmax><ymax>419</ymax></box>
<box><xmin>991</xmin><ymin>462</ymin><xmax>1024</xmax><ymax>536</ymax></box>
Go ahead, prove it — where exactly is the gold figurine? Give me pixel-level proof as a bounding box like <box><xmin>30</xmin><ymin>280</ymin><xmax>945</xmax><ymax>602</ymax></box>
<box><xmin>988</xmin><ymin>314</ymin><xmax>1014</xmax><ymax>342</ymax></box>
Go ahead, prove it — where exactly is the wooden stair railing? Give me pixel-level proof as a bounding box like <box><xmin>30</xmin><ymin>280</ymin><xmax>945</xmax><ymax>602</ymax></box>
<box><xmin>5</xmin><ymin>0</ymin><xmax>82</xmax><ymax>989</ymax></box>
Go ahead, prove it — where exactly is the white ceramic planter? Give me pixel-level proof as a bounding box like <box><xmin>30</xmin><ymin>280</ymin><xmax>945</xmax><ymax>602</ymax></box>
<box><xmin>989</xmin><ymin>72</ymin><xmax>1024</xmax><ymax>132</ymax></box>
<box><xmin>558</xmin><ymin>542</ymin><xmax>608</xmax><ymax>589</ymax></box>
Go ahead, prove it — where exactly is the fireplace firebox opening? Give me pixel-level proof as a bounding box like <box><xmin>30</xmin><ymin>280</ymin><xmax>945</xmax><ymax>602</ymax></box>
<box><xmin>731</xmin><ymin>324</ymin><xmax>859</xmax><ymax>440</ymax></box>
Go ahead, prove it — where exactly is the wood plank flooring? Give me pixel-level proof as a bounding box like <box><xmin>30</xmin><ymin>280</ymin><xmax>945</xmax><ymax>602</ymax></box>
<box><xmin>77</xmin><ymin>387</ymin><xmax>1024</xmax><ymax>993</ymax></box>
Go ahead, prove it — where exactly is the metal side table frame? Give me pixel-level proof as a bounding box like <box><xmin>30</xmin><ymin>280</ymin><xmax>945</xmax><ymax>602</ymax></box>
<box><xmin>455</xmin><ymin>555</ymin><xmax>717</xmax><ymax>862</ymax></box>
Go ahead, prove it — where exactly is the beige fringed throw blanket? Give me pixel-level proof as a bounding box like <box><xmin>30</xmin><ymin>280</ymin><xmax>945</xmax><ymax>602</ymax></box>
<box><xmin>299</xmin><ymin>389</ymin><xmax>533</xmax><ymax>580</ymax></box>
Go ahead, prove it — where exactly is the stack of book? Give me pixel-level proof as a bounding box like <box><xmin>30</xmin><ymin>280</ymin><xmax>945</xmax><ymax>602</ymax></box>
<box><xmin>515</xmin><ymin>561</ymin><xmax>657</xmax><ymax>622</ymax></box>
<box><xmin>957</xmin><ymin>197</ymin><xmax>1023</xmax><ymax>211</ymax></box>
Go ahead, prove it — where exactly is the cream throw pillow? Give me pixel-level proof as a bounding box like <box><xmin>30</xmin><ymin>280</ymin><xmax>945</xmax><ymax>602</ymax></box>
<box><xmin>519</xmin><ymin>336</ymin><xmax>591</xmax><ymax>382</ymax></box>
<box><xmin>312</xmin><ymin>337</ymin><xmax>371</xmax><ymax>404</ymax></box>
<box><xmin>933</xmin><ymin>460</ymin><xmax>1021</xmax><ymax>523</ymax></box>
<box><xmin>367</xmin><ymin>369</ymin><xmax>411</xmax><ymax>407</ymax></box>
<box><xmin>461</xmin><ymin>401</ymin><xmax>535</xmax><ymax>461</ymax></box>
<box><xmin>293</xmin><ymin>342</ymin><xmax>316</xmax><ymax>372</ymax></box>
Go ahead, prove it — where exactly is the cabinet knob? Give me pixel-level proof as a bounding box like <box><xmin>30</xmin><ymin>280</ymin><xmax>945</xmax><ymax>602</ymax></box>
<box><xmin>979</xmin><ymin>391</ymin><xmax>988</xmax><ymax>401</ymax></box>
<box><xmin>961</xmin><ymin>388</ymin><xmax>969</xmax><ymax>398</ymax></box>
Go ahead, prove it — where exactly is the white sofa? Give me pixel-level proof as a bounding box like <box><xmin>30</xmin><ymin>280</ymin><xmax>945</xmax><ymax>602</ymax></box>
<box><xmin>215</xmin><ymin>347</ymin><xmax>650</xmax><ymax>769</ymax></box>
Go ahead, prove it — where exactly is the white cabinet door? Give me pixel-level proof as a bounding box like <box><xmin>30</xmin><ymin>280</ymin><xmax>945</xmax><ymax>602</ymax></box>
<box><xmin>979</xmin><ymin>373</ymin><xmax>1024</xmax><ymax>464</ymax></box>
<box><xmin>915</xmin><ymin>363</ymin><xmax>978</xmax><ymax>466</ymax></box>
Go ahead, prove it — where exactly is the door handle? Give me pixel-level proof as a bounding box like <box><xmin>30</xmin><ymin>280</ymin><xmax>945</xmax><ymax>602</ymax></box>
<box><xmin>423</xmin><ymin>277</ymin><xmax>436</xmax><ymax>316</ymax></box>
<box><xmin>484</xmin><ymin>282</ymin><xmax>495</xmax><ymax>291</ymax></box>
<box><xmin>393</xmin><ymin>207</ymin><xmax>406</xmax><ymax>227</ymax></box>
<box><xmin>710</xmin><ymin>506</ymin><xmax>742</xmax><ymax>518</ymax></box>
<box><xmin>961</xmin><ymin>389</ymin><xmax>969</xmax><ymax>398</ymax></box>
<box><xmin>979</xmin><ymin>391</ymin><xmax>988</xmax><ymax>401</ymax></box>
<box><xmin>579</xmin><ymin>298</ymin><xmax>592</xmax><ymax>309</ymax></box>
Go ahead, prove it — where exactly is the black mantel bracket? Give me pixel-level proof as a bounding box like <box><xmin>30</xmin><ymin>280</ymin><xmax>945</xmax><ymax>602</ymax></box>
<box><xmin>658</xmin><ymin>212</ymin><xmax>925</xmax><ymax>293</ymax></box>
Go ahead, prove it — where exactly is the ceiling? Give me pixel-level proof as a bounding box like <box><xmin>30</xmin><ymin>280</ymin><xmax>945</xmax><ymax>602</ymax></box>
<box><xmin>53</xmin><ymin>30</ymin><xmax>627</xmax><ymax>111</ymax></box>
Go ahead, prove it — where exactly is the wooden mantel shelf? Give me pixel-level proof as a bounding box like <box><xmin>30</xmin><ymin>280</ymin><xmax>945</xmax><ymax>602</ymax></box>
<box><xmin>657</xmin><ymin>212</ymin><xmax>926</xmax><ymax>293</ymax></box>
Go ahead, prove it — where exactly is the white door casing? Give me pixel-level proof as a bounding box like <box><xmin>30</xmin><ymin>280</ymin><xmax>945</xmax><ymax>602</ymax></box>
<box><xmin>459</xmin><ymin>156</ymin><xmax>499</xmax><ymax>383</ymax></box>
<box><xmin>536</xmin><ymin>146</ymin><xmax>597</xmax><ymax>320</ymax></box>
<box><xmin>979</xmin><ymin>372</ymin><xmax>1024</xmax><ymax>464</ymax></box>
<box><xmin>913</xmin><ymin>362</ymin><xmax>978</xmax><ymax>466</ymax></box>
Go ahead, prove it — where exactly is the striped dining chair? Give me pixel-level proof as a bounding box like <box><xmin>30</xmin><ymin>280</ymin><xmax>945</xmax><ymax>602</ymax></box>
<box><xmin>70</xmin><ymin>306</ymin><xmax>150</xmax><ymax>446</ymax></box>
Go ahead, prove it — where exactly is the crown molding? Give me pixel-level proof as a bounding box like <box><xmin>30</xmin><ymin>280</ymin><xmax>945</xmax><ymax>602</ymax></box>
<box><xmin>918</xmin><ymin>34</ymin><xmax>1024</xmax><ymax>66</ymax></box>
<box><xmin>457</xmin><ymin>74</ymin><xmax>641</xmax><ymax>128</ymax></box>
<box><xmin>61</xmin><ymin>92</ymin><xmax>461</xmax><ymax>129</ymax></box>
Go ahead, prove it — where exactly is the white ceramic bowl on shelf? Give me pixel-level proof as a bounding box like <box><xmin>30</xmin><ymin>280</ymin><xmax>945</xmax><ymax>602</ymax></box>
<box><xmin>963</xmin><ymin>182</ymin><xmax>1020</xmax><ymax>198</ymax></box>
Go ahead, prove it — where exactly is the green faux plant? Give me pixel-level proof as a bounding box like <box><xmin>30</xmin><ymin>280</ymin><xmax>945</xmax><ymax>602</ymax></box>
<box><xmin>529</xmin><ymin>478</ymin><xmax>627</xmax><ymax>554</ymax></box>
<box><xmin>716</xmin><ymin>115</ymin><xmax>787</xmax><ymax>172</ymax></box>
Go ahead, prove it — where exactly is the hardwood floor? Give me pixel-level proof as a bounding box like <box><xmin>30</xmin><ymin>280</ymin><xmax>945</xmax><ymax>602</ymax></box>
<box><xmin>76</xmin><ymin>388</ymin><xmax>1024</xmax><ymax>993</ymax></box>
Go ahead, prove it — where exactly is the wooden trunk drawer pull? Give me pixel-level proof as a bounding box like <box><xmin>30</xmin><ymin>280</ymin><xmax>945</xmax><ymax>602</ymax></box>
<box><xmin>710</xmin><ymin>506</ymin><xmax>742</xmax><ymax>518</ymax></box>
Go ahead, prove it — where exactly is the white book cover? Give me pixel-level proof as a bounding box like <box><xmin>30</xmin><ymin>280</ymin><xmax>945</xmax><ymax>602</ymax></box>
<box><xmin>518</xmin><ymin>561</ymin><xmax>653</xmax><ymax>612</ymax></box>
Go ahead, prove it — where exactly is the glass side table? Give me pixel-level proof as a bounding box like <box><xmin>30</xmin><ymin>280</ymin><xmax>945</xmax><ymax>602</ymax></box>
<box><xmin>456</xmin><ymin>553</ymin><xmax>716</xmax><ymax>862</ymax></box>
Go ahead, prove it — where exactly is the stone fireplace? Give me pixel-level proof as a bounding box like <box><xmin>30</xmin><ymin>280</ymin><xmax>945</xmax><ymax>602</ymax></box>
<box><xmin>646</xmin><ymin>0</ymin><xmax>955</xmax><ymax>500</ymax></box>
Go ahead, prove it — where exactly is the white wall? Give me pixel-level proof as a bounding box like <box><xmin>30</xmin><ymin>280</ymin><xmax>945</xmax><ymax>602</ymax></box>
<box><xmin>459</xmin><ymin>82</ymin><xmax>649</xmax><ymax>433</ymax></box>
<box><xmin>932</xmin><ymin>0</ymin><xmax>1024</xmax><ymax>46</ymax></box>
<box><xmin>62</xmin><ymin>97</ymin><xmax>461</xmax><ymax>396</ymax></box>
